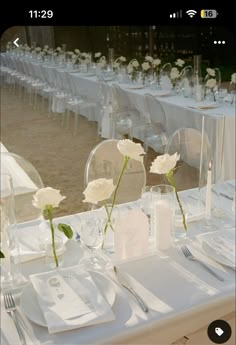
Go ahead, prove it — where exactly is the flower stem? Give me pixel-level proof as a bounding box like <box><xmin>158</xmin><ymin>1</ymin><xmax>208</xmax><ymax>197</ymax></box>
<box><xmin>47</xmin><ymin>208</ymin><xmax>58</xmax><ymax>268</ymax></box>
<box><xmin>103</xmin><ymin>156</ymin><xmax>129</xmax><ymax>235</ymax></box>
<box><xmin>166</xmin><ymin>170</ymin><xmax>187</xmax><ymax>231</ymax></box>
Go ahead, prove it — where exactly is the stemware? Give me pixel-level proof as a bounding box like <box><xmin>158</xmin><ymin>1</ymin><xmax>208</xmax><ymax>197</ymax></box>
<box><xmin>79</xmin><ymin>217</ymin><xmax>104</xmax><ymax>269</ymax></box>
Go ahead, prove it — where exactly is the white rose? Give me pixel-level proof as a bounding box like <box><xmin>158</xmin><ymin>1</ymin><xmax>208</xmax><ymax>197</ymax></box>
<box><xmin>170</xmin><ymin>67</ymin><xmax>180</xmax><ymax>80</ymax></box>
<box><xmin>35</xmin><ymin>47</ymin><xmax>42</xmax><ymax>52</ymax></box>
<box><xmin>67</xmin><ymin>51</ymin><xmax>73</xmax><ymax>56</ymax></box>
<box><xmin>32</xmin><ymin>187</ymin><xmax>66</xmax><ymax>210</ymax></box>
<box><xmin>142</xmin><ymin>62</ymin><xmax>150</xmax><ymax>71</ymax></box>
<box><xmin>153</xmin><ymin>58</ymin><xmax>161</xmax><ymax>66</ymax></box>
<box><xmin>113</xmin><ymin>62</ymin><xmax>120</xmax><ymax>68</ymax></box>
<box><xmin>83</xmin><ymin>178</ymin><xmax>115</xmax><ymax>204</ymax></box>
<box><xmin>95</xmin><ymin>52</ymin><xmax>102</xmax><ymax>58</ymax></box>
<box><xmin>206</xmin><ymin>68</ymin><xmax>215</xmax><ymax>77</ymax></box>
<box><xmin>132</xmin><ymin>60</ymin><xmax>139</xmax><ymax>68</ymax></box>
<box><xmin>117</xmin><ymin>139</ymin><xmax>145</xmax><ymax>163</ymax></box>
<box><xmin>150</xmin><ymin>153</ymin><xmax>180</xmax><ymax>175</ymax></box>
<box><xmin>44</xmin><ymin>45</ymin><xmax>49</xmax><ymax>50</ymax></box>
<box><xmin>127</xmin><ymin>65</ymin><xmax>133</xmax><ymax>74</ymax></box>
<box><xmin>231</xmin><ymin>73</ymin><xmax>236</xmax><ymax>84</ymax></box>
<box><xmin>145</xmin><ymin>56</ymin><xmax>153</xmax><ymax>62</ymax></box>
<box><xmin>72</xmin><ymin>54</ymin><xmax>77</xmax><ymax>59</ymax></box>
<box><xmin>74</xmin><ymin>49</ymin><xmax>80</xmax><ymax>54</ymax></box>
<box><xmin>175</xmin><ymin>59</ymin><xmax>185</xmax><ymax>67</ymax></box>
<box><xmin>119</xmin><ymin>56</ymin><xmax>126</xmax><ymax>62</ymax></box>
<box><xmin>56</xmin><ymin>47</ymin><xmax>62</xmax><ymax>52</ymax></box>
<box><xmin>206</xmin><ymin>78</ymin><xmax>216</xmax><ymax>89</ymax></box>
<box><xmin>97</xmin><ymin>61</ymin><xmax>106</xmax><ymax>68</ymax></box>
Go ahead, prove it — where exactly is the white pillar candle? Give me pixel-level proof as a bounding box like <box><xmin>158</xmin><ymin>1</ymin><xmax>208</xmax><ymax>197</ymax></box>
<box><xmin>205</xmin><ymin>162</ymin><xmax>212</xmax><ymax>219</ymax></box>
<box><xmin>154</xmin><ymin>199</ymin><xmax>173</xmax><ymax>250</ymax></box>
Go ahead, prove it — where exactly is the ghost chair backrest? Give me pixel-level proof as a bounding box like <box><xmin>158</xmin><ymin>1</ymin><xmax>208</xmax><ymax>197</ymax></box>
<box><xmin>165</xmin><ymin>127</ymin><xmax>209</xmax><ymax>190</ymax></box>
<box><xmin>84</xmin><ymin>139</ymin><xmax>146</xmax><ymax>205</ymax></box>
<box><xmin>1</xmin><ymin>152</ymin><xmax>44</xmax><ymax>223</ymax></box>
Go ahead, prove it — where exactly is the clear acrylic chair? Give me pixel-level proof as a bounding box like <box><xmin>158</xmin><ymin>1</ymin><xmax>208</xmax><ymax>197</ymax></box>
<box><xmin>84</xmin><ymin>139</ymin><xmax>146</xmax><ymax>204</ymax></box>
<box><xmin>1</xmin><ymin>152</ymin><xmax>44</xmax><ymax>223</ymax></box>
<box><xmin>143</xmin><ymin>94</ymin><xmax>168</xmax><ymax>154</ymax></box>
<box><xmin>165</xmin><ymin>127</ymin><xmax>208</xmax><ymax>191</ymax></box>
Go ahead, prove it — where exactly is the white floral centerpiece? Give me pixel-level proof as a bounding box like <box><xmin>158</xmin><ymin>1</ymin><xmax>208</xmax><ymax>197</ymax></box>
<box><xmin>127</xmin><ymin>59</ymin><xmax>140</xmax><ymax>82</ymax></box>
<box><xmin>94</xmin><ymin>52</ymin><xmax>102</xmax><ymax>63</ymax></box>
<box><xmin>32</xmin><ymin>187</ymin><xmax>73</xmax><ymax>267</ymax></box>
<box><xmin>142</xmin><ymin>59</ymin><xmax>152</xmax><ymax>83</ymax></box>
<box><xmin>170</xmin><ymin>67</ymin><xmax>180</xmax><ymax>89</ymax></box>
<box><xmin>113</xmin><ymin>56</ymin><xmax>126</xmax><ymax>70</ymax></box>
<box><xmin>231</xmin><ymin>72</ymin><xmax>236</xmax><ymax>85</ymax></box>
<box><xmin>152</xmin><ymin>58</ymin><xmax>162</xmax><ymax>81</ymax></box>
<box><xmin>83</xmin><ymin>139</ymin><xmax>145</xmax><ymax>236</ymax></box>
<box><xmin>150</xmin><ymin>153</ymin><xmax>187</xmax><ymax>231</ymax></box>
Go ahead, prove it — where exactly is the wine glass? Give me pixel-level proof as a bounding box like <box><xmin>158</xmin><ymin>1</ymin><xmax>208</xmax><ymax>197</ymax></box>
<box><xmin>79</xmin><ymin>217</ymin><xmax>104</xmax><ymax>269</ymax></box>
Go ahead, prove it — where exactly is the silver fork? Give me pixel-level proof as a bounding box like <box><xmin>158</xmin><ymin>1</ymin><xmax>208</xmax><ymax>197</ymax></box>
<box><xmin>181</xmin><ymin>245</ymin><xmax>224</xmax><ymax>281</ymax></box>
<box><xmin>3</xmin><ymin>292</ymin><xmax>27</xmax><ymax>345</ymax></box>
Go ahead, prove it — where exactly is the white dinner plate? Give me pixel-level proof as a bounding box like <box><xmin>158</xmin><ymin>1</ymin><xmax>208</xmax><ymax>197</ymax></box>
<box><xmin>20</xmin><ymin>270</ymin><xmax>116</xmax><ymax>327</ymax></box>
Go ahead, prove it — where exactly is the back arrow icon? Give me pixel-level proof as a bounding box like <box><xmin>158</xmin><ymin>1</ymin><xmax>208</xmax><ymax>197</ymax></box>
<box><xmin>13</xmin><ymin>38</ymin><xmax>19</xmax><ymax>47</ymax></box>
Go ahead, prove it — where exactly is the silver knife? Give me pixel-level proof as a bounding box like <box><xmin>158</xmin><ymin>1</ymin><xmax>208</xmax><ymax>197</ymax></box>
<box><xmin>113</xmin><ymin>266</ymin><xmax>149</xmax><ymax>312</ymax></box>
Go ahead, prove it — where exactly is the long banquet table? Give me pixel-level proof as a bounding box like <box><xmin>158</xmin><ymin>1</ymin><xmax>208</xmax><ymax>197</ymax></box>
<box><xmin>1</xmin><ymin>54</ymin><xmax>235</xmax><ymax>180</ymax></box>
<box><xmin>1</xmin><ymin>185</ymin><xmax>235</xmax><ymax>345</ymax></box>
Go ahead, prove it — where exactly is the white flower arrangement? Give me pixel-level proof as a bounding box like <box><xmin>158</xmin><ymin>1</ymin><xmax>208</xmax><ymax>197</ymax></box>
<box><xmin>127</xmin><ymin>59</ymin><xmax>140</xmax><ymax>81</ymax></box>
<box><xmin>83</xmin><ymin>139</ymin><xmax>145</xmax><ymax>235</ymax></box>
<box><xmin>32</xmin><ymin>188</ymin><xmax>73</xmax><ymax>267</ymax></box>
<box><xmin>231</xmin><ymin>73</ymin><xmax>236</xmax><ymax>84</ymax></box>
<box><xmin>113</xmin><ymin>56</ymin><xmax>127</xmax><ymax>69</ymax></box>
<box><xmin>205</xmin><ymin>78</ymin><xmax>216</xmax><ymax>89</ymax></box>
<box><xmin>175</xmin><ymin>58</ymin><xmax>185</xmax><ymax>68</ymax></box>
<box><xmin>150</xmin><ymin>153</ymin><xmax>187</xmax><ymax>231</ymax></box>
<box><xmin>206</xmin><ymin>68</ymin><xmax>216</xmax><ymax>77</ymax></box>
<box><xmin>170</xmin><ymin>67</ymin><xmax>180</xmax><ymax>88</ymax></box>
<box><xmin>142</xmin><ymin>61</ymin><xmax>151</xmax><ymax>71</ymax></box>
<box><xmin>145</xmin><ymin>56</ymin><xmax>153</xmax><ymax>63</ymax></box>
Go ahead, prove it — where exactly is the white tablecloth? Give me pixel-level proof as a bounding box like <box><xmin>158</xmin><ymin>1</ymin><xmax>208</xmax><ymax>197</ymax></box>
<box><xmin>1</xmin><ymin>185</ymin><xmax>235</xmax><ymax>345</ymax></box>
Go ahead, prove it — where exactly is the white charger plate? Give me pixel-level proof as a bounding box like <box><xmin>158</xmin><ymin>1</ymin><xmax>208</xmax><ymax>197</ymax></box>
<box><xmin>20</xmin><ymin>270</ymin><xmax>116</xmax><ymax>327</ymax></box>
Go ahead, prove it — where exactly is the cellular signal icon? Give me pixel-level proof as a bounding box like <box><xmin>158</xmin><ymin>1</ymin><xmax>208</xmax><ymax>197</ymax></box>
<box><xmin>186</xmin><ymin>9</ymin><xmax>197</xmax><ymax>18</ymax></box>
<box><xmin>170</xmin><ymin>10</ymin><xmax>182</xmax><ymax>18</ymax></box>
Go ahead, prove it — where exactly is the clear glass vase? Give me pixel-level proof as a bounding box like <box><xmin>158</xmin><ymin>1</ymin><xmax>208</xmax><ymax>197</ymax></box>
<box><xmin>45</xmin><ymin>235</ymin><xmax>65</xmax><ymax>269</ymax></box>
<box><xmin>0</xmin><ymin>174</ymin><xmax>26</xmax><ymax>290</ymax></box>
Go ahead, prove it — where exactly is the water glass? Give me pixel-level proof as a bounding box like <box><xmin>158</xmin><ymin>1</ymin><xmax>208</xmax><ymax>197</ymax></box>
<box><xmin>217</xmin><ymin>88</ymin><xmax>228</xmax><ymax>104</ymax></box>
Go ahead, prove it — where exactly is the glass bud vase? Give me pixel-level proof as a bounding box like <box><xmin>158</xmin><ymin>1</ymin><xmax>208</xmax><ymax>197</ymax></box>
<box><xmin>45</xmin><ymin>235</ymin><xmax>65</xmax><ymax>269</ymax></box>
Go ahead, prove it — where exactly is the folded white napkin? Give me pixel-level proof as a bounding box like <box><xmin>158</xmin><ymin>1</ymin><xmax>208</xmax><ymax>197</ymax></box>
<box><xmin>198</xmin><ymin>228</ymin><xmax>235</xmax><ymax>269</ymax></box>
<box><xmin>12</xmin><ymin>221</ymin><xmax>67</xmax><ymax>263</ymax></box>
<box><xmin>30</xmin><ymin>266</ymin><xmax>115</xmax><ymax>334</ymax></box>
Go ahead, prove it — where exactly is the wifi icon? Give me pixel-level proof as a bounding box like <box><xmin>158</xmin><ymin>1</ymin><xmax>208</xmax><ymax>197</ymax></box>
<box><xmin>186</xmin><ymin>9</ymin><xmax>197</xmax><ymax>18</ymax></box>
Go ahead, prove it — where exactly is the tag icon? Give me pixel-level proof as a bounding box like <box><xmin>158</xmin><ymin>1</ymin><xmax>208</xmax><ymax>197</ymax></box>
<box><xmin>215</xmin><ymin>327</ymin><xmax>224</xmax><ymax>336</ymax></box>
<box><xmin>208</xmin><ymin>320</ymin><xmax>231</xmax><ymax>344</ymax></box>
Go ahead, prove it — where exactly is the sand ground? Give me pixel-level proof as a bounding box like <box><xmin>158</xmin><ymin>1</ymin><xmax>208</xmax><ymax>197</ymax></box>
<box><xmin>1</xmin><ymin>87</ymin><xmax>168</xmax><ymax>217</ymax></box>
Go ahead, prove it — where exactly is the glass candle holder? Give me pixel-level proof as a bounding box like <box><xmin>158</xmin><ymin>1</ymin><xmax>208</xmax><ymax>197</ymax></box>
<box><xmin>151</xmin><ymin>185</ymin><xmax>175</xmax><ymax>250</ymax></box>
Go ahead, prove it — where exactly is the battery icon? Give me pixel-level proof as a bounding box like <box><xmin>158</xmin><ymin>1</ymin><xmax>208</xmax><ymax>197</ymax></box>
<box><xmin>201</xmin><ymin>9</ymin><xmax>218</xmax><ymax>18</ymax></box>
